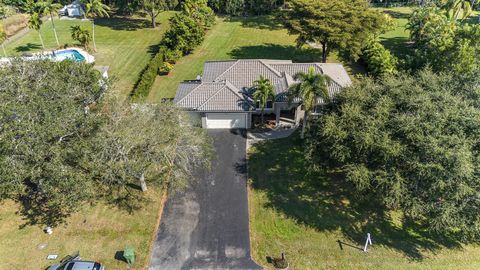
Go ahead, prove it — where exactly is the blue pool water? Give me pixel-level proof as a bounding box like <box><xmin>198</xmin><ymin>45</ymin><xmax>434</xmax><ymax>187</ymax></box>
<box><xmin>52</xmin><ymin>50</ymin><xmax>86</xmax><ymax>62</ymax></box>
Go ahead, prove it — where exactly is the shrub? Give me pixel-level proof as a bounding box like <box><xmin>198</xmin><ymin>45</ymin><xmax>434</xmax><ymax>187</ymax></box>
<box><xmin>246</xmin><ymin>0</ymin><xmax>276</xmax><ymax>15</ymax></box>
<box><xmin>162</xmin><ymin>13</ymin><xmax>205</xmax><ymax>55</ymax></box>
<box><xmin>131</xmin><ymin>52</ymin><xmax>164</xmax><ymax>101</ymax></box>
<box><xmin>162</xmin><ymin>48</ymin><xmax>182</xmax><ymax>64</ymax></box>
<box><xmin>158</xmin><ymin>62</ymin><xmax>174</xmax><ymax>75</ymax></box>
<box><xmin>182</xmin><ymin>0</ymin><xmax>216</xmax><ymax>29</ymax></box>
<box><xmin>362</xmin><ymin>37</ymin><xmax>398</xmax><ymax>77</ymax></box>
<box><xmin>225</xmin><ymin>0</ymin><xmax>244</xmax><ymax>16</ymax></box>
<box><xmin>70</xmin><ymin>25</ymin><xmax>91</xmax><ymax>50</ymax></box>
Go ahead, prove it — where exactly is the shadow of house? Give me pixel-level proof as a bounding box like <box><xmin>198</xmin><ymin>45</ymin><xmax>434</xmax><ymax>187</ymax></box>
<box><xmin>248</xmin><ymin>134</ymin><xmax>462</xmax><ymax>261</ymax></box>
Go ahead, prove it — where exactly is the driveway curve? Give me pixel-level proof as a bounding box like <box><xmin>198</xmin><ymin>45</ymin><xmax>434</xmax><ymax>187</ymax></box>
<box><xmin>149</xmin><ymin>130</ymin><xmax>262</xmax><ymax>270</ymax></box>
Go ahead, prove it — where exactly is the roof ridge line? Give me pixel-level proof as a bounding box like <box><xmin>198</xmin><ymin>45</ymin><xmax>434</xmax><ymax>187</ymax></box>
<box><xmin>259</xmin><ymin>60</ymin><xmax>282</xmax><ymax>77</ymax></box>
<box><xmin>224</xmin><ymin>80</ymin><xmax>246</xmax><ymax>100</ymax></box>
<box><xmin>212</xmin><ymin>60</ymin><xmax>240</xmax><ymax>82</ymax></box>
<box><xmin>315</xmin><ymin>63</ymin><xmax>344</xmax><ymax>87</ymax></box>
<box><xmin>175</xmin><ymin>82</ymin><xmax>204</xmax><ymax>105</ymax></box>
<box><xmin>196</xmin><ymin>83</ymin><xmax>230</xmax><ymax>110</ymax></box>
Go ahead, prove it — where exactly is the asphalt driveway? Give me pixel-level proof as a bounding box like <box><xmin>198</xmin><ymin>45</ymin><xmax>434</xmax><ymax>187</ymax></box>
<box><xmin>149</xmin><ymin>130</ymin><xmax>262</xmax><ymax>270</ymax></box>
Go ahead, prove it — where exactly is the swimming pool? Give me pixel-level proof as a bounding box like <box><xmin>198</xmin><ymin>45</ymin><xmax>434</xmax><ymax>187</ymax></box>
<box><xmin>51</xmin><ymin>49</ymin><xmax>86</xmax><ymax>62</ymax></box>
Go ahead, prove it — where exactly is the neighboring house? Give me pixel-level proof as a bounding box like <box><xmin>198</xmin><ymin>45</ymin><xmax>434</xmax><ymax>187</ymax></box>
<box><xmin>173</xmin><ymin>59</ymin><xmax>351</xmax><ymax>129</ymax></box>
<box><xmin>59</xmin><ymin>0</ymin><xmax>85</xmax><ymax>17</ymax></box>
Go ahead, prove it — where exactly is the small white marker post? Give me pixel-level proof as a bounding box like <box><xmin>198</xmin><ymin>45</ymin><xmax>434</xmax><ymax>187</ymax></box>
<box><xmin>363</xmin><ymin>233</ymin><xmax>372</xmax><ymax>252</ymax></box>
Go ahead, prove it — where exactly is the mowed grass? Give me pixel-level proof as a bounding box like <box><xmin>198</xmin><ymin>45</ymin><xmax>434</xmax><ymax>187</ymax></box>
<box><xmin>0</xmin><ymin>188</ymin><xmax>164</xmax><ymax>269</ymax></box>
<box><xmin>3</xmin><ymin>13</ymin><xmax>174</xmax><ymax>97</ymax></box>
<box><xmin>147</xmin><ymin>16</ymin><xmax>349</xmax><ymax>101</ymax></box>
<box><xmin>248</xmin><ymin>134</ymin><xmax>480</xmax><ymax>270</ymax></box>
<box><xmin>377</xmin><ymin>7</ymin><xmax>412</xmax><ymax>58</ymax></box>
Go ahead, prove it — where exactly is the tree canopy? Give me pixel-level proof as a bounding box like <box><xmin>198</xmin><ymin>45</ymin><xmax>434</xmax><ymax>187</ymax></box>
<box><xmin>305</xmin><ymin>69</ymin><xmax>480</xmax><ymax>240</ymax></box>
<box><xmin>407</xmin><ymin>6</ymin><xmax>480</xmax><ymax>73</ymax></box>
<box><xmin>0</xmin><ymin>60</ymin><xmax>212</xmax><ymax>226</ymax></box>
<box><xmin>282</xmin><ymin>0</ymin><xmax>389</xmax><ymax>62</ymax></box>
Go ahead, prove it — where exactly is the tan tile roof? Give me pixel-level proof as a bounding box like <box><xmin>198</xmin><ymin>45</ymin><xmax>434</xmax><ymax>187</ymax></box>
<box><xmin>174</xmin><ymin>60</ymin><xmax>351</xmax><ymax>111</ymax></box>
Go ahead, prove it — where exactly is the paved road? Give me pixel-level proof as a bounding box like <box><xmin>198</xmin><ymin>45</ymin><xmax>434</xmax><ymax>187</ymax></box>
<box><xmin>149</xmin><ymin>130</ymin><xmax>262</xmax><ymax>270</ymax></box>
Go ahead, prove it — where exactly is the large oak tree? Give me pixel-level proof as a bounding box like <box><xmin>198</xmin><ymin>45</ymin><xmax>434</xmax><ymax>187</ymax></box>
<box><xmin>0</xmin><ymin>60</ymin><xmax>211</xmax><ymax>226</ymax></box>
<box><xmin>306</xmin><ymin>69</ymin><xmax>480</xmax><ymax>239</ymax></box>
<box><xmin>282</xmin><ymin>0</ymin><xmax>388</xmax><ymax>63</ymax></box>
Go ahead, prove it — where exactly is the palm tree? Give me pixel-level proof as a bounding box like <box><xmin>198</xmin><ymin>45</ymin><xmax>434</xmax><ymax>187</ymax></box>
<box><xmin>28</xmin><ymin>12</ymin><xmax>45</xmax><ymax>49</ymax></box>
<box><xmin>36</xmin><ymin>0</ymin><xmax>62</xmax><ymax>47</ymax></box>
<box><xmin>442</xmin><ymin>0</ymin><xmax>473</xmax><ymax>21</ymax></box>
<box><xmin>0</xmin><ymin>25</ymin><xmax>7</xmax><ymax>57</ymax></box>
<box><xmin>83</xmin><ymin>0</ymin><xmax>110</xmax><ymax>51</ymax></box>
<box><xmin>287</xmin><ymin>67</ymin><xmax>331</xmax><ymax>139</ymax></box>
<box><xmin>252</xmin><ymin>76</ymin><xmax>275</xmax><ymax>125</ymax></box>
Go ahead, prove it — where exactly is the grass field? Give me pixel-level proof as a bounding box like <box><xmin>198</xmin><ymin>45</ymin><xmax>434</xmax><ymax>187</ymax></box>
<box><xmin>0</xmin><ymin>188</ymin><xmax>165</xmax><ymax>269</ymax></box>
<box><xmin>378</xmin><ymin>7</ymin><xmax>412</xmax><ymax>58</ymax></box>
<box><xmin>248</xmin><ymin>134</ymin><xmax>480</xmax><ymax>270</ymax></box>
<box><xmin>3</xmin><ymin>14</ymin><xmax>174</xmax><ymax>97</ymax></box>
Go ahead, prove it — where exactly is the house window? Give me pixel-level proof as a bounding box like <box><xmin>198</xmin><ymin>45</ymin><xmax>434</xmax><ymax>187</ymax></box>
<box><xmin>256</xmin><ymin>100</ymin><xmax>273</xmax><ymax>109</ymax></box>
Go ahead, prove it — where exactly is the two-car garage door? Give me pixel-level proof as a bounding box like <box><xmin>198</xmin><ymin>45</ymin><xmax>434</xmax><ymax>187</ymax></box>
<box><xmin>205</xmin><ymin>113</ymin><xmax>247</xmax><ymax>129</ymax></box>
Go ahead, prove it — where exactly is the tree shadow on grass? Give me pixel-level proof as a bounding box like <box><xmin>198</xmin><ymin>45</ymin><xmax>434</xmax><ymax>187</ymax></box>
<box><xmin>94</xmin><ymin>17</ymin><xmax>151</xmax><ymax>31</ymax></box>
<box><xmin>382</xmin><ymin>10</ymin><xmax>411</xmax><ymax>20</ymax></box>
<box><xmin>15</xmin><ymin>182</ymin><xmax>150</xmax><ymax>228</ymax></box>
<box><xmin>15</xmin><ymin>42</ymin><xmax>42</xmax><ymax>53</ymax></box>
<box><xmin>248</xmin><ymin>134</ymin><xmax>462</xmax><ymax>261</ymax></box>
<box><xmin>224</xmin><ymin>15</ymin><xmax>284</xmax><ymax>30</ymax></box>
<box><xmin>229</xmin><ymin>43</ymin><xmax>323</xmax><ymax>62</ymax></box>
<box><xmin>380</xmin><ymin>36</ymin><xmax>412</xmax><ymax>60</ymax></box>
<box><xmin>17</xmin><ymin>189</ymin><xmax>72</xmax><ymax>229</ymax></box>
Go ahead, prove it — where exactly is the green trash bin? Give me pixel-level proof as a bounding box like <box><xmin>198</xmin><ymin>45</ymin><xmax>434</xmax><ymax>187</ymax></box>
<box><xmin>123</xmin><ymin>246</ymin><xmax>135</xmax><ymax>267</ymax></box>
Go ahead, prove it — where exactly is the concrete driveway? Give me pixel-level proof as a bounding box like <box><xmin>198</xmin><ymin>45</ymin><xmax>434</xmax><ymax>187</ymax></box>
<box><xmin>149</xmin><ymin>130</ymin><xmax>262</xmax><ymax>270</ymax></box>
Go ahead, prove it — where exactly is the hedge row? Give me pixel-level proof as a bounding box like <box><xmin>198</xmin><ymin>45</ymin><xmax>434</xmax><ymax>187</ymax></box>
<box><xmin>130</xmin><ymin>50</ymin><xmax>166</xmax><ymax>101</ymax></box>
<box><xmin>130</xmin><ymin>6</ymin><xmax>215</xmax><ymax>102</ymax></box>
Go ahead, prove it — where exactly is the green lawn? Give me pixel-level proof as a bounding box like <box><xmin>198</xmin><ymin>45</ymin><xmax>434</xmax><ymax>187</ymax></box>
<box><xmin>377</xmin><ymin>7</ymin><xmax>412</xmax><ymax>58</ymax></box>
<box><xmin>3</xmin><ymin>14</ymin><xmax>174</xmax><ymax>97</ymax></box>
<box><xmin>248</xmin><ymin>134</ymin><xmax>480</xmax><ymax>270</ymax></box>
<box><xmin>147</xmin><ymin>16</ymin><xmax>357</xmax><ymax>101</ymax></box>
<box><xmin>0</xmin><ymin>188</ymin><xmax>165</xmax><ymax>269</ymax></box>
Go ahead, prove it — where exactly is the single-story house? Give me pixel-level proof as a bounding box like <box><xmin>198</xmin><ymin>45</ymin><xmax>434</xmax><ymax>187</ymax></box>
<box><xmin>173</xmin><ymin>59</ymin><xmax>351</xmax><ymax>129</ymax></box>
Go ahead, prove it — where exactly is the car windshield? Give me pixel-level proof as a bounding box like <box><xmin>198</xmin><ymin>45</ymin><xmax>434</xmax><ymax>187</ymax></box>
<box><xmin>60</xmin><ymin>261</ymin><xmax>102</xmax><ymax>270</ymax></box>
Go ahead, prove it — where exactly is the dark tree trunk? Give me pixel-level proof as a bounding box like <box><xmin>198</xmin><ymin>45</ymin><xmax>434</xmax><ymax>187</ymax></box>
<box><xmin>261</xmin><ymin>108</ymin><xmax>265</xmax><ymax>124</ymax></box>
<box><xmin>321</xmin><ymin>42</ymin><xmax>327</xmax><ymax>63</ymax></box>
<box><xmin>151</xmin><ymin>16</ymin><xmax>156</xmax><ymax>28</ymax></box>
